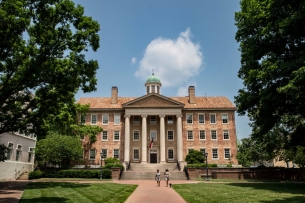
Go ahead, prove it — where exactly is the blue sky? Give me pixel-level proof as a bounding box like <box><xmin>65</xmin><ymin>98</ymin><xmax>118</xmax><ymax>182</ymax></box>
<box><xmin>73</xmin><ymin>0</ymin><xmax>251</xmax><ymax>139</ymax></box>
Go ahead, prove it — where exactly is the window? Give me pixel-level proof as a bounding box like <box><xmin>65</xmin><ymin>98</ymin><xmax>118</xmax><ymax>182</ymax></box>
<box><xmin>101</xmin><ymin>149</ymin><xmax>107</xmax><ymax>158</ymax></box>
<box><xmin>150</xmin><ymin>130</ymin><xmax>157</xmax><ymax>141</ymax></box>
<box><xmin>167</xmin><ymin>116</ymin><xmax>173</xmax><ymax>124</ymax></box>
<box><xmin>133</xmin><ymin>116</ymin><xmax>140</xmax><ymax>125</ymax></box>
<box><xmin>210</xmin><ymin>114</ymin><xmax>216</xmax><ymax>124</ymax></box>
<box><xmin>80</xmin><ymin>115</ymin><xmax>86</xmax><ymax>124</ymax></box>
<box><xmin>102</xmin><ymin>131</ymin><xmax>108</xmax><ymax>140</ymax></box>
<box><xmin>168</xmin><ymin>149</ymin><xmax>174</xmax><ymax>160</ymax></box>
<box><xmin>147</xmin><ymin>86</ymin><xmax>149</xmax><ymax>94</ymax></box>
<box><xmin>187</xmin><ymin>131</ymin><xmax>193</xmax><ymax>140</ymax></box>
<box><xmin>133</xmin><ymin>131</ymin><xmax>140</xmax><ymax>140</ymax></box>
<box><xmin>114</xmin><ymin>149</ymin><xmax>119</xmax><ymax>159</ymax></box>
<box><xmin>102</xmin><ymin>114</ymin><xmax>109</xmax><ymax>125</ymax></box>
<box><xmin>89</xmin><ymin>149</ymin><xmax>96</xmax><ymax>159</ymax></box>
<box><xmin>114</xmin><ymin>114</ymin><xmax>121</xmax><ymax>125</ymax></box>
<box><xmin>16</xmin><ymin>151</ymin><xmax>21</xmax><ymax>161</ymax></box>
<box><xmin>133</xmin><ymin>149</ymin><xmax>139</xmax><ymax>160</ymax></box>
<box><xmin>28</xmin><ymin>153</ymin><xmax>32</xmax><ymax>163</ymax></box>
<box><xmin>167</xmin><ymin>131</ymin><xmax>174</xmax><ymax>140</ymax></box>
<box><xmin>7</xmin><ymin>143</ymin><xmax>13</xmax><ymax>160</ymax></box>
<box><xmin>199</xmin><ymin>114</ymin><xmax>205</xmax><ymax>124</ymax></box>
<box><xmin>222</xmin><ymin>114</ymin><xmax>228</xmax><ymax>124</ymax></box>
<box><xmin>224</xmin><ymin>149</ymin><xmax>231</xmax><ymax>159</ymax></box>
<box><xmin>200</xmin><ymin>148</ymin><xmax>206</xmax><ymax>157</ymax></box>
<box><xmin>150</xmin><ymin>116</ymin><xmax>156</xmax><ymax>125</ymax></box>
<box><xmin>186</xmin><ymin>114</ymin><xmax>193</xmax><ymax>124</ymax></box>
<box><xmin>212</xmin><ymin>149</ymin><xmax>218</xmax><ymax>159</ymax></box>
<box><xmin>152</xmin><ymin>85</ymin><xmax>155</xmax><ymax>93</ymax></box>
<box><xmin>223</xmin><ymin>130</ymin><xmax>229</xmax><ymax>140</ymax></box>
<box><xmin>114</xmin><ymin>131</ymin><xmax>120</xmax><ymax>141</ymax></box>
<box><xmin>211</xmin><ymin>130</ymin><xmax>217</xmax><ymax>140</ymax></box>
<box><xmin>91</xmin><ymin>115</ymin><xmax>97</xmax><ymax>125</ymax></box>
<box><xmin>199</xmin><ymin>130</ymin><xmax>206</xmax><ymax>140</ymax></box>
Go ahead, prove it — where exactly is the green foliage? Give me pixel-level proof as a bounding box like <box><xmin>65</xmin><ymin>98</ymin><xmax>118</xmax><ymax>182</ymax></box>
<box><xmin>0</xmin><ymin>0</ymin><xmax>100</xmax><ymax>135</ymax></box>
<box><xmin>103</xmin><ymin>163</ymin><xmax>124</xmax><ymax>171</ymax></box>
<box><xmin>0</xmin><ymin>144</ymin><xmax>8</xmax><ymax>162</ymax></box>
<box><xmin>28</xmin><ymin>169</ymin><xmax>112</xmax><ymax>180</ymax></box>
<box><xmin>35</xmin><ymin>132</ymin><xmax>83</xmax><ymax>168</ymax></box>
<box><xmin>185</xmin><ymin>150</ymin><xmax>205</xmax><ymax>164</ymax></box>
<box><xmin>235</xmin><ymin>0</ymin><xmax>305</xmax><ymax>149</ymax></box>
<box><xmin>186</xmin><ymin>163</ymin><xmax>218</xmax><ymax>168</ymax></box>
<box><xmin>294</xmin><ymin>146</ymin><xmax>305</xmax><ymax>168</ymax></box>
<box><xmin>104</xmin><ymin>157</ymin><xmax>120</xmax><ymax>164</ymax></box>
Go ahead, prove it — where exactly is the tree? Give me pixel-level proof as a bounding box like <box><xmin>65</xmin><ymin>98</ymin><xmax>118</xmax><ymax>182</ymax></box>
<box><xmin>0</xmin><ymin>143</ymin><xmax>8</xmax><ymax>162</ymax></box>
<box><xmin>185</xmin><ymin>150</ymin><xmax>205</xmax><ymax>164</ymax></box>
<box><xmin>0</xmin><ymin>0</ymin><xmax>100</xmax><ymax>135</ymax></box>
<box><xmin>294</xmin><ymin>146</ymin><xmax>305</xmax><ymax>168</ymax></box>
<box><xmin>234</xmin><ymin>0</ymin><xmax>305</xmax><ymax>143</ymax></box>
<box><xmin>35</xmin><ymin>132</ymin><xmax>83</xmax><ymax>168</ymax></box>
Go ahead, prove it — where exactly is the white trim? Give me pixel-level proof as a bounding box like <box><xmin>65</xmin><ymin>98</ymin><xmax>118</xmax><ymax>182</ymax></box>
<box><xmin>89</xmin><ymin>149</ymin><xmax>96</xmax><ymax>160</ymax></box>
<box><xmin>150</xmin><ymin>130</ymin><xmax>157</xmax><ymax>141</ymax></box>
<box><xmin>114</xmin><ymin>114</ymin><xmax>121</xmax><ymax>125</ymax></box>
<box><xmin>113</xmin><ymin>131</ymin><xmax>120</xmax><ymax>141</ymax></box>
<box><xmin>212</xmin><ymin>148</ymin><xmax>219</xmax><ymax>160</ymax></box>
<box><xmin>150</xmin><ymin>116</ymin><xmax>157</xmax><ymax>125</ymax></box>
<box><xmin>224</xmin><ymin>148</ymin><xmax>231</xmax><ymax>159</ymax></box>
<box><xmin>186</xmin><ymin>113</ymin><xmax>193</xmax><ymax>124</ymax></box>
<box><xmin>223</xmin><ymin>130</ymin><xmax>230</xmax><ymax>140</ymax></box>
<box><xmin>16</xmin><ymin>144</ymin><xmax>22</xmax><ymax>151</ymax></box>
<box><xmin>102</xmin><ymin>114</ymin><xmax>109</xmax><ymax>125</ymax></box>
<box><xmin>167</xmin><ymin>130</ymin><xmax>174</xmax><ymax>141</ymax></box>
<box><xmin>102</xmin><ymin>131</ymin><xmax>108</xmax><ymax>141</ymax></box>
<box><xmin>133</xmin><ymin>116</ymin><xmax>140</xmax><ymax>125</ymax></box>
<box><xmin>167</xmin><ymin>148</ymin><xmax>174</xmax><ymax>161</ymax></box>
<box><xmin>167</xmin><ymin>115</ymin><xmax>174</xmax><ymax>125</ymax></box>
<box><xmin>101</xmin><ymin>149</ymin><xmax>108</xmax><ymax>159</ymax></box>
<box><xmin>211</xmin><ymin>130</ymin><xmax>217</xmax><ymax>140</ymax></box>
<box><xmin>198</xmin><ymin>114</ymin><xmax>205</xmax><ymax>124</ymax></box>
<box><xmin>187</xmin><ymin>130</ymin><xmax>194</xmax><ymax>140</ymax></box>
<box><xmin>133</xmin><ymin>148</ymin><xmax>140</xmax><ymax>160</ymax></box>
<box><xmin>199</xmin><ymin>130</ymin><xmax>206</xmax><ymax>140</ymax></box>
<box><xmin>133</xmin><ymin>130</ymin><xmax>140</xmax><ymax>141</ymax></box>
<box><xmin>91</xmin><ymin>114</ymin><xmax>97</xmax><ymax>125</ymax></box>
<box><xmin>210</xmin><ymin>113</ymin><xmax>216</xmax><ymax>124</ymax></box>
<box><xmin>222</xmin><ymin>113</ymin><xmax>229</xmax><ymax>124</ymax></box>
<box><xmin>113</xmin><ymin>149</ymin><xmax>120</xmax><ymax>159</ymax></box>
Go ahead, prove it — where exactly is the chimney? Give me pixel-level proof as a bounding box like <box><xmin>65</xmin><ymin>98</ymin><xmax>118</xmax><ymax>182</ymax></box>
<box><xmin>188</xmin><ymin>86</ymin><xmax>195</xmax><ymax>104</ymax></box>
<box><xmin>111</xmin><ymin>86</ymin><xmax>118</xmax><ymax>104</ymax></box>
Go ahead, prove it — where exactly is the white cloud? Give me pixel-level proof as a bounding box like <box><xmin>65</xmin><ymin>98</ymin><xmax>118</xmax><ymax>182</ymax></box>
<box><xmin>135</xmin><ymin>28</ymin><xmax>203</xmax><ymax>95</ymax></box>
<box><xmin>131</xmin><ymin>57</ymin><xmax>137</xmax><ymax>65</ymax></box>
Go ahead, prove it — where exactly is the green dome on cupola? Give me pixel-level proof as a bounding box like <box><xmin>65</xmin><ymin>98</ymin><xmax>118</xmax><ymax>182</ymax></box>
<box><xmin>145</xmin><ymin>75</ymin><xmax>161</xmax><ymax>85</ymax></box>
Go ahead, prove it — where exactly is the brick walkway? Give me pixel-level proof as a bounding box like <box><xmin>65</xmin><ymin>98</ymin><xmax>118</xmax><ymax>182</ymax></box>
<box><xmin>0</xmin><ymin>179</ymin><xmax>198</xmax><ymax>203</ymax></box>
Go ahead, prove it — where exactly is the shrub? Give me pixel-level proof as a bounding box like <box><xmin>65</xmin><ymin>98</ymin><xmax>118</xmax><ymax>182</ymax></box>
<box><xmin>29</xmin><ymin>171</ymin><xmax>44</xmax><ymax>180</ymax></box>
<box><xmin>103</xmin><ymin>163</ymin><xmax>124</xmax><ymax>171</ymax></box>
<box><xmin>104</xmin><ymin>157</ymin><xmax>120</xmax><ymax>164</ymax></box>
<box><xmin>185</xmin><ymin>150</ymin><xmax>205</xmax><ymax>164</ymax></box>
<box><xmin>187</xmin><ymin>163</ymin><xmax>218</xmax><ymax>168</ymax></box>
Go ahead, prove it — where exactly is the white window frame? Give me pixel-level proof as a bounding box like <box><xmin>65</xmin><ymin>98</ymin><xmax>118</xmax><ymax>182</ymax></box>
<box><xmin>114</xmin><ymin>114</ymin><xmax>121</xmax><ymax>125</ymax></box>
<box><xmin>211</xmin><ymin>130</ymin><xmax>217</xmax><ymax>140</ymax></box>
<box><xmin>133</xmin><ymin>116</ymin><xmax>140</xmax><ymax>125</ymax></box>
<box><xmin>167</xmin><ymin>130</ymin><xmax>174</xmax><ymax>141</ymax></box>
<box><xmin>187</xmin><ymin>131</ymin><xmax>194</xmax><ymax>140</ymax></box>
<box><xmin>167</xmin><ymin>148</ymin><xmax>174</xmax><ymax>160</ymax></box>
<box><xmin>186</xmin><ymin>114</ymin><xmax>193</xmax><ymax>124</ymax></box>
<box><xmin>102</xmin><ymin>114</ymin><xmax>109</xmax><ymax>125</ymax></box>
<box><xmin>113</xmin><ymin>131</ymin><xmax>120</xmax><ymax>141</ymax></box>
<box><xmin>101</xmin><ymin>149</ymin><xmax>108</xmax><ymax>158</ymax></box>
<box><xmin>212</xmin><ymin>148</ymin><xmax>218</xmax><ymax>159</ymax></box>
<box><xmin>102</xmin><ymin>131</ymin><xmax>108</xmax><ymax>141</ymax></box>
<box><xmin>7</xmin><ymin>143</ymin><xmax>13</xmax><ymax>160</ymax></box>
<box><xmin>133</xmin><ymin>149</ymin><xmax>140</xmax><ymax>160</ymax></box>
<box><xmin>223</xmin><ymin>130</ymin><xmax>230</xmax><ymax>140</ymax></box>
<box><xmin>150</xmin><ymin>130</ymin><xmax>157</xmax><ymax>141</ymax></box>
<box><xmin>200</xmin><ymin>148</ymin><xmax>206</xmax><ymax>157</ymax></box>
<box><xmin>224</xmin><ymin>148</ymin><xmax>231</xmax><ymax>159</ymax></box>
<box><xmin>222</xmin><ymin>114</ymin><xmax>228</xmax><ymax>124</ymax></box>
<box><xmin>91</xmin><ymin>114</ymin><xmax>97</xmax><ymax>125</ymax></box>
<box><xmin>89</xmin><ymin>149</ymin><xmax>96</xmax><ymax>160</ymax></box>
<box><xmin>167</xmin><ymin>116</ymin><xmax>173</xmax><ymax>124</ymax></box>
<box><xmin>199</xmin><ymin>130</ymin><xmax>206</xmax><ymax>140</ymax></box>
<box><xmin>150</xmin><ymin>116</ymin><xmax>156</xmax><ymax>125</ymax></box>
<box><xmin>113</xmin><ymin>149</ymin><xmax>120</xmax><ymax>159</ymax></box>
<box><xmin>198</xmin><ymin>114</ymin><xmax>205</xmax><ymax>124</ymax></box>
<box><xmin>210</xmin><ymin>114</ymin><xmax>216</xmax><ymax>124</ymax></box>
<box><xmin>133</xmin><ymin>130</ymin><xmax>140</xmax><ymax>141</ymax></box>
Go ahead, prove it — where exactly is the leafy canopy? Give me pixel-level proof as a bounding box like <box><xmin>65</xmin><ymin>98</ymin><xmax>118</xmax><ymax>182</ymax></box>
<box><xmin>185</xmin><ymin>150</ymin><xmax>205</xmax><ymax>164</ymax></box>
<box><xmin>235</xmin><ymin>0</ymin><xmax>305</xmax><ymax>140</ymax></box>
<box><xmin>0</xmin><ymin>0</ymin><xmax>100</xmax><ymax>135</ymax></box>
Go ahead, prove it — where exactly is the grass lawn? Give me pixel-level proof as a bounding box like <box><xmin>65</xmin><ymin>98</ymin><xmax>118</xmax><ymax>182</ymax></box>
<box><xmin>19</xmin><ymin>182</ymin><xmax>137</xmax><ymax>203</ymax></box>
<box><xmin>173</xmin><ymin>182</ymin><xmax>305</xmax><ymax>203</ymax></box>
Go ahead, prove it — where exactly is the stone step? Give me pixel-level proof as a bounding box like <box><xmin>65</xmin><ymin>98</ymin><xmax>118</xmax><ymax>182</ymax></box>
<box><xmin>17</xmin><ymin>172</ymin><xmax>29</xmax><ymax>180</ymax></box>
<box><xmin>129</xmin><ymin>163</ymin><xmax>180</xmax><ymax>171</ymax></box>
<box><xmin>120</xmin><ymin>171</ymin><xmax>187</xmax><ymax>180</ymax></box>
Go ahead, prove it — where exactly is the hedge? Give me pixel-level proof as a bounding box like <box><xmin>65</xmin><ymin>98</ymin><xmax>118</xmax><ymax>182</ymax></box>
<box><xmin>186</xmin><ymin>163</ymin><xmax>218</xmax><ymax>168</ymax></box>
<box><xmin>29</xmin><ymin>169</ymin><xmax>111</xmax><ymax>180</ymax></box>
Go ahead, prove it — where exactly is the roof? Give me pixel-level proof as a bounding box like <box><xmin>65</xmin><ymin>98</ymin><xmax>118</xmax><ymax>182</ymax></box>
<box><xmin>77</xmin><ymin>96</ymin><xmax>236</xmax><ymax>110</ymax></box>
<box><xmin>145</xmin><ymin>76</ymin><xmax>161</xmax><ymax>85</ymax></box>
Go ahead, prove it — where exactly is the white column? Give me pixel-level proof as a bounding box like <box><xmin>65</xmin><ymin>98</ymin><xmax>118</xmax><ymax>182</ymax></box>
<box><xmin>160</xmin><ymin>115</ymin><xmax>166</xmax><ymax>163</ymax></box>
<box><xmin>176</xmin><ymin>115</ymin><xmax>183</xmax><ymax>162</ymax></box>
<box><xmin>124</xmin><ymin>115</ymin><xmax>130</xmax><ymax>162</ymax></box>
<box><xmin>141</xmin><ymin>115</ymin><xmax>147</xmax><ymax>163</ymax></box>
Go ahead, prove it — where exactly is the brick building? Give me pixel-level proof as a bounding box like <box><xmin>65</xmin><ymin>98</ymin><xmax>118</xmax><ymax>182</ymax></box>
<box><xmin>77</xmin><ymin>74</ymin><xmax>237</xmax><ymax>166</ymax></box>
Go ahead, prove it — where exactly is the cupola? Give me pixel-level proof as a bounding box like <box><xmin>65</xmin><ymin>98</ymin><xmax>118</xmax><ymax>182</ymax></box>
<box><xmin>145</xmin><ymin>71</ymin><xmax>162</xmax><ymax>94</ymax></box>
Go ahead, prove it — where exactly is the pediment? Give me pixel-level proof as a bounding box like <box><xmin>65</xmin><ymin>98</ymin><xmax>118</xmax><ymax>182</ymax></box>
<box><xmin>122</xmin><ymin>93</ymin><xmax>184</xmax><ymax>108</ymax></box>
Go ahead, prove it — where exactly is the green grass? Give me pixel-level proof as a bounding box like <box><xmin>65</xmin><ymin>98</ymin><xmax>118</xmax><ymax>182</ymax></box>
<box><xmin>173</xmin><ymin>182</ymin><xmax>305</xmax><ymax>203</ymax></box>
<box><xmin>19</xmin><ymin>182</ymin><xmax>137</xmax><ymax>203</ymax></box>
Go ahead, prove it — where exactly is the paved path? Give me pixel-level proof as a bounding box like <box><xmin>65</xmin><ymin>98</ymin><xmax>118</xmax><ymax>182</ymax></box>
<box><xmin>0</xmin><ymin>179</ymin><xmax>199</xmax><ymax>203</ymax></box>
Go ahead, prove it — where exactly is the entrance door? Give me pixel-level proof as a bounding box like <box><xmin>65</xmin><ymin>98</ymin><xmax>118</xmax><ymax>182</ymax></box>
<box><xmin>150</xmin><ymin>154</ymin><xmax>157</xmax><ymax>163</ymax></box>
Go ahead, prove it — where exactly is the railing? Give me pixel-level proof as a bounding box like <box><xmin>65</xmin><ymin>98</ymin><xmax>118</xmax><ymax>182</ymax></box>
<box><xmin>127</xmin><ymin>159</ymin><xmax>131</xmax><ymax>171</ymax></box>
<box><xmin>177</xmin><ymin>160</ymin><xmax>181</xmax><ymax>171</ymax></box>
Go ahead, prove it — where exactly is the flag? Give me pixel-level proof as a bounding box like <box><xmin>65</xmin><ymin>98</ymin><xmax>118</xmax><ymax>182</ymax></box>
<box><xmin>149</xmin><ymin>138</ymin><xmax>154</xmax><ymax>149</ymax></box>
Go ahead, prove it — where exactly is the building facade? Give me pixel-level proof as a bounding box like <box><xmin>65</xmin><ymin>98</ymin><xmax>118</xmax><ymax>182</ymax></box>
<box><xmin>77</xmin><ymin>75</ymin><xmax>237</xmax><ymax>166</ymax></box>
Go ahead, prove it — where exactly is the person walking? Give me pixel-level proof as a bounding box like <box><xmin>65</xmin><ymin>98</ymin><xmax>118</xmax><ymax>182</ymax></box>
<box><xmin>155</xmin><ymin>169</ymin><xmax>161</xmax><ymax>186</ymax></box>
<box><xmin>164</xmin><ymin>169</ymin><xmax>171</xmax><ymax>187</ymax></box>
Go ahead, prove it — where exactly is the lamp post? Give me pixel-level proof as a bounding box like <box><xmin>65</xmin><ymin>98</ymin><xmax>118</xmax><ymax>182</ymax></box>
<box><xmin>100</xmin><ymin>152</ymin><xmax>103</xmax><ymax>180</ymax></box>
<box><xmin>205</xmin><ymin>152</ymin><xmax>209</xmax><ymax>181</ymax></box>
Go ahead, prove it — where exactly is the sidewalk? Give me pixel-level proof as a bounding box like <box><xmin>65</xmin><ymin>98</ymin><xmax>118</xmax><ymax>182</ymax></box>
<box><xmin>0</xmin><ymin>179</ymin><xmax>198</xmax><ymax>203</ymax></box>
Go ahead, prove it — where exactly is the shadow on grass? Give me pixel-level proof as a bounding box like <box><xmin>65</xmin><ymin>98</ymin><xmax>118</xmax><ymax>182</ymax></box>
<box><xmin>260</xmin><ymin>196</ymin><xmax>305</xmax><ymax>203</ymax></box>
<box><xmin>227</xmin><ymin>183</ymin><xmax>305</xmax><ymax>195</ymax></box>
<box><xmin>25</xmin><ymin>182</ymin><xmax>91</xmax><ymax>190</ymax></box>
<box><xmin>19</xmin><ymin>197</ymin><xmax>69</xmax><ymax>203</ymax></box>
